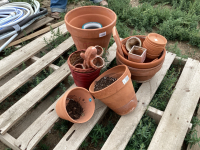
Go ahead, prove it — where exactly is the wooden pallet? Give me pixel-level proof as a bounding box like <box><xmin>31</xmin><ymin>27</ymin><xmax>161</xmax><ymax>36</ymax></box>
<box><xmin>0</xmin><ymin>23</ymin><xmax>200</xmax><ymax>150</ymax></box>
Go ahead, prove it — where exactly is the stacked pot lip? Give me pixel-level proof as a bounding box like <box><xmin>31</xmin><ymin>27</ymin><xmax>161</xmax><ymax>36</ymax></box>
<box><xmin>143</xmin><ymin>33</ymin><xmax>167</xmax><ymax>59</ymax></box>
<box><xmin>116</xmin><ymin>35</ymin><xmax>166</xmax><ymax>82</ymax></box>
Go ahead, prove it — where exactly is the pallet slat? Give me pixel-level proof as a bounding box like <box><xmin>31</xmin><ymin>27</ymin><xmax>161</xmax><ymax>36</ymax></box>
<box><xmin>147</xmin><ymin>106</ymin><xmax>192</xmax><ymax>133</ymax></box>
<box><xmin>0</xmin><ymin>133</ymin><xmax>20</xmax><ymax>150</ymax></box>
<box><xmin>148</xmin><ymin>58</ymin><xmax>200</xmax><ymax>150</ymax></box>
<box><xmin>15</xmin><ymin>84</ymin><xmax>76</xmax><ymax>150</ymax></box>
<box><xmin>0</xmin><ymin>23</ymin><xmax>67</xmax><ymax>79</ymax></box>
<box><xmin>0</xmin><ymin>37</ymin><xmax>74</xmax><ymax>103</ymax></box>
<box><xmin>0</xmin><ymin>62</ymin><xmax>71</xmax><ymax>135</ymax></box>
<box><xmin>101</xmin><ymin>52</ymin><xmax>176</xmax><ymax>150</ymax></box>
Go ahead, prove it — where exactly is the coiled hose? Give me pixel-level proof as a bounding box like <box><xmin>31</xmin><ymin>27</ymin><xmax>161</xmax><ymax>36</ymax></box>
<box><xmin>0</xmin><ymin>0</ymin><xmax>47</xmax><ymax>52</ymax></box>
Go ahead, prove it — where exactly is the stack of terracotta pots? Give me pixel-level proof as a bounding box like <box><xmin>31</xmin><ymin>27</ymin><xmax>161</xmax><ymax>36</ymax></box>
<box><xmin>116</xmin><ymin>35</ymin><xmax>166</xmax><ymax>83</ymax></box>
<box><xmin>143</xmin><ymin>33</ymin><xmax>167</xmax><ymax>59</ymax></box>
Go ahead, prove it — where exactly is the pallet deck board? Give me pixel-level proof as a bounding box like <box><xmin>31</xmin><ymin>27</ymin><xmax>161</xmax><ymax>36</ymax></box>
<box><xmin>148</xmin><ymin>58</ymin><xmax>200</xmax><ymax>150</ymax></box>
<box><xmin>101</xmin><ymin>52</ymin><xmax>176</xmax><ymax>150</ymax></box>
<box><xmin>0</xmin><ymin>23</ymin><xmax>67</xmax><ymax>79</ymax></box>
<box><xmin>0</xmin><ymin>62</ymin><xmax>71</xmax><ymax>135</ymax></box>
<box><xmin>0</xmin><ymin>37</ymin><xmax>74</xmax><ymax>103</ymax></box>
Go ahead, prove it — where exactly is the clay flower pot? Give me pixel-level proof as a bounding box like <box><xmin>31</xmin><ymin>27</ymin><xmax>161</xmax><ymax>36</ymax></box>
<box><xmin>65</xmin><ymin>6</ymin><xmax>117</xmax><ymax>50</ymax></box>
<box><xmin>95</xmin><ymin>45</ymin><xmax>104</xmax><ymax>57</ymax></box>
<box><xmin>116</xmin><ymin>57</ymin><xmax>164</xmax><ymax>82</ymax></box>
<box><xmin>89</xmin><ymin>65</ymin><xmax>137</xmax><ymax>115</ymax></box>
<box><xmin>128</xmin><ymin>46</ymin><xmax>146</xmax><ymax>63</ymax></box>
<box><xmin>126</xmin><ymin>36</ymin><xmax>142</xmax><ymax>52</ymax></box>
<box><xmin>56</xmin><ymin>87</ymin><xmax>95</xmax><ymax>123</ymax></box>
<box><xmin>90</xmin><ymin>56</ymin><xmax>105</xmax><ymax>70</ymax></box>
<box><xmin>148</xmin><ymin>33</ymin><xmax>167</xmax><ymax>46</ymax></box>
<box><xmin>117</xmin><ymin>35</ymin><xmax>166</xmax><ymax>69</ymax></box>
<box><xmin>67</xmin><ymin>50</ymin><xmax>101</xmax><ymax>89</ymax></box>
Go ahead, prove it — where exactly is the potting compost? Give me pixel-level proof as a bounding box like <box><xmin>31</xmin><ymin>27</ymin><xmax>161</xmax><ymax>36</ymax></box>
<box><xmin>94</xmin><ymin>76</ymin><xmax>117</xmax><ymax>91</ymax></box>
<box><xmin>66</xmin><ymin>98</ymin><xmax>83</xmax><ymax>120</ymax></box>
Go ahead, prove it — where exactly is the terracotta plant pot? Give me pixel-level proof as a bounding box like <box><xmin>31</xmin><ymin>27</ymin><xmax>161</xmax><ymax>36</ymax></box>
<box><xmin>117</xmin><ymin>41</ymin><xmax>166</xmax><ymax>69</ymax></box>
<box><xmin>65</xmin><ymin>6</ymin><xmax>117</xmax><ymax>50</ymax></box>
<box><xmin>148</xmin><ymin>33</ymin><xmax>167</xmax><ymax>46</ymax></box>
<box><xmin>67</xmin><ymin>50</ymin><xmax>101</xmax><ymax>89</ymax></box>
<box><xmin>90</xmin><ymin>56</ymin><xmax>105</xmax><ymax>69</ymax></box>
<box><xmin>89</xmin><ymin>65</ymin><xmax>137</xmax><ymax>115</ymax></box>
<box><xmin>126</xmin><ymin>36</ymin><xmax>141</xmax><ymax>52</ymax></box>
<box><xmin>95</xmin><ymin>45</ymin><xmax>104</xmax><ymax>57</ymax></box>
<box><xmin>116</xmin><ymin>57</ymin><xmax>164</xmax><ymax>82</ymax></box>
<box><xmin>56</xmin><ymin>87</ymin><xmax>95</xmax><ymax>123</ymax></box>
<box><xmin>128</xmin><ymin>46</ymin><xmax>146</xmax><ymax>63</ymax></box>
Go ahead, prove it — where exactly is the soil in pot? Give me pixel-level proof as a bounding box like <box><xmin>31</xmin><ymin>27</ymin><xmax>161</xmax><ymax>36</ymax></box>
<box><xmin>66</xmin><ymin>97</ymin><xmax>83</xmax><ymax>120</ymax></box>
<box><xmin>94</xmin><ymin>76</ymin><xmax>117</xmax><ymax>91</ymax></box>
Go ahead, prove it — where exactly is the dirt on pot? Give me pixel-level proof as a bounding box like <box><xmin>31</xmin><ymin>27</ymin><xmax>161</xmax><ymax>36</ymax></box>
<box><xmin>66</xmin><ymin>97</ymin><xmax>84</xmax><ymax>120</ymax></box>
<box><xmin>94</xmin><ymin>76</ymin><xmax>117</xmax><ymax>91</ymax></box>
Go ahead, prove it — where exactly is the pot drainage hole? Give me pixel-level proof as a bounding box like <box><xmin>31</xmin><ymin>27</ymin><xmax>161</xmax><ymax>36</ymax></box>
<box><xmin>94</xmin><ymin>76</ymin><xmax>117</xmax><ymax>91</ymax></box>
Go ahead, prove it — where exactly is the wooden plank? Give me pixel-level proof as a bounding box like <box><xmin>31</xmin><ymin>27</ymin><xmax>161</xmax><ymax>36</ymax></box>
<box><xmin>101</xmin><ymin>51</ymin><xmax>176</xmax><ymax>150</ymax></box>
<box><xmin>31</xmin><ymin>56</ymin><xmax>60</xmax><ymax>71</ymax></box>
<box><xmin>148</xmin><ymin>58</ymin><xmax>200</xmax><ymax>150</ymax></box>
<box><xmin>187</xmin><ymin>105</ymin><xmax>200</xmax><ymax>150</ymax></box>
<box><xmin>17</xmin><ymin>17</ymin><xmax>54</xmax><ymax>39</ymax></box>
<box><xmin>7</xmin><ymin>21</ymin><xmax>65</xmax><ymax>48</ymax></box>
<box><xmin>0</xmin><ymin>62</ymin><xmax>71</xmax><ymax>135</ymax></box>
<box><xmin>0</xmin><ymin>133</ymin><xmax>20</xmax><ymax>150</ymax></box>
<box><xmin>0</xmin><ymin>23</ymin><xmax>67</xmax><ymax>79</ymax></box>
<box><xmin>0</xmin><ymin>37</ymin><xmax>74</xmax><ymax>103</ymax></box>
<box><xmin>147</xmin><ymin>106</ymin><xmax>192</xmax><ymax>133</ymax></box>
<box><xmin>54</xmin><ymin>100</ymin><xmax>107</xmax><ymax>150</ymax></box>
<box><xmin>0</xmin><ymin>0</ymin><xmax>8</xmax><ymax>6</ymax></box>
<box><xmin>15</xmin><ymin>84</ymin><xmax>76</xmax><ymax>150</ymax></box>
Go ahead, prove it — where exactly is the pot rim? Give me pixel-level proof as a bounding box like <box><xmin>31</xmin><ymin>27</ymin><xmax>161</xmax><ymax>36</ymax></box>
<box><xmin>89</xmin><ymin>65</ymin><xmax>130</xmax><ymax>96</ymax></box>
<box><xmin>65</xmin><ymin>6</ymin><xmax>117</xmax><ymax>32</ymax></box>
<box><xmin>147</xmin><ymin>33</ymin><xmax>167</xmax><ymax>45</ymax></box>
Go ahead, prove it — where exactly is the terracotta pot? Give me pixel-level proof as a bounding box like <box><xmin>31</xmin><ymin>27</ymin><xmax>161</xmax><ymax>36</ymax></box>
<box><xmin>146</xmin><ymin>52</ymin><xmax>160</xmax><ymax>60</ymax></box>
<box><xmin>116</xmin><ymin>47</ymin><xmax>166</xmax><ymax>69</ymax></box>
<box><xmin>65</xmin><ymin>6</ymin><xmax>117</xmax><ymax>50</ymax></box>
<box><xmin>95</xmin><ymin>45</ymin><xmax>104</xmax><ymax>57</ymax></box>
<box><xmin>116</xmin><ymin>57</ymin><xmax>164</xmax><ymax>82</ymax></box>
<box><xmin>143</xmin><ymin>41</ymin><xmax>164</xmax><ymax>57</ymax></box>
<box><xmin>89</xmin><ymin>65</ymin><xmax>137</xmax><ymax>115</ymax></box>
<box><xmin>126</xmin><ymin>36</ymin><xmax>142</xmax><ymax>52</ymax></box>
<box><xmin>122</xmin><ymin>44</ymin><xmax>128</xmax><ymax>57</ymax></box>
<box><xmin>67</xmin><ymin>50</ymin><xmax>101</xmax><ymax>89</ymax></box>
<box><xmin>90</xmin><ymin>56</ymin><xmax>105</xmax><ymax>69</ymax></box>
<box><xmin>128</xmin><ymin>46</ymin><xmax>146</xmax><ymax>63</ymax></box>
<box><xmin>148</xmin><ymin>33</ymin><xmax>167</xmax><ymax>46</ymax></box>
<box><xmin>56</xmin><ymin>87</ymin><xmax>95</xmax><ymax>123</ymax></box>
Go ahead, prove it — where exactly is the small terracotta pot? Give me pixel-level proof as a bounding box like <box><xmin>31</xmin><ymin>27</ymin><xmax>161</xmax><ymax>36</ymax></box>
<box><xmin>74</xmin><ymin>63</ymin><xmax>85</xmax><ymax>69</ymax></box>
<box><xmin>146</xmin><ymin>52</ymin><xmax>160</xmax><ymax>60</ymax></box>
<box><xmin>89</xmin><ymin>65</ymin><xmax>137</xmax><ymax>115</ymax></box>
<box><xmin>116</xmin><ymin>57</ymin><xmax>164</xmax><ymax>82</ymax></box>
<box><xmin>56</xmin><ymin>87</ymin><xmax>95</xmax><ymax>123</ymax></box>
<box><xmin>143</xmin><ymin>40</ymin><xmax>164</xmax><ymax>56</ymax></box>
<box><xmin>65</xmin><ymin>6</ymin><xmax>117</xmax><ymax>50</ymax></box>
<box><xmin>90</xmin><ymin>56</ymin><xmax>105</xmax><ymax>69</ymax></box>
<box><xmin>128</xmin><ymin>46</ymin><xmax>146</xmax><ymax>63</ymax></box>
<box><xmin>148</xmin><ymin>33</ymin><xmax>167</xmax><ymax>46</ymax></box>
<box><xmin>126</xmin><ymin>36</ymin><xmax>141</xmax><ymax>52</ymax></box>
<box><xmin>95</xmin><ymin>45</ymin><xmax>104</xmax><ymax>57</ymax></box>
<box><xmin>67</xmin><ymin>50</ymin><xmax>101</xmax><ymax>89</ymax></box>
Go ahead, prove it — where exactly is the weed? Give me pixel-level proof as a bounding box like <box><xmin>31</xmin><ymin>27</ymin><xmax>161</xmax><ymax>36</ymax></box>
<box><xmin>185</xmin><ymin>116</ymin><xmax>200</xmax><ymax>148</ymax></box>
<box><xmin>53</xmin><ymin>119</ymin><xmax>71</xmax><ymax>137</ymax></box>
<box><xmin>150</xmin><ymin>66</ymin><xmax>181</xmax><ymax>111</ymax></box>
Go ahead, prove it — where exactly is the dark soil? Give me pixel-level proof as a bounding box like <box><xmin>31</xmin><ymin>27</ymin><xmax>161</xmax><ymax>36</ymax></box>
<box><xmin>66</xmin><ymin>99</ymin><xmax>83</xmax><ymax>120</ymax></box>
<box><xmin>94</xmin><ymin>76</ymin><xmax>117</xmax><ymax>91</ymax></box>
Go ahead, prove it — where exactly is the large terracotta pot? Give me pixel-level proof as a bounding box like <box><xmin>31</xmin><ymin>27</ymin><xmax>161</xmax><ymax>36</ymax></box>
<box><xmin>89</xmin><ymin>65</ymin><xmax>137</xmax><ymax>115</ymax></box>
<box><xmin>67</xmin><ymin>50</ymin><xmax>101</xmax><ymax>89</ymax></box>
<box><xmin>116</xmin><ymin>57</ymin><xmax>164</xmax><ymax>82</ymax></box>
<box><xmin>116</xmin><ymin>48</ymin><xmax>166</xmax><ymax>69</ymax></box>
<box><xmin>56</xmin><ymin>87</ymin><xmax>95</xmax><ymax>123</ymax></box>
<box><xmin>65</xmin><ymin>6</ymin><xmax>117</xmax><ymax>50</ymax></box>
